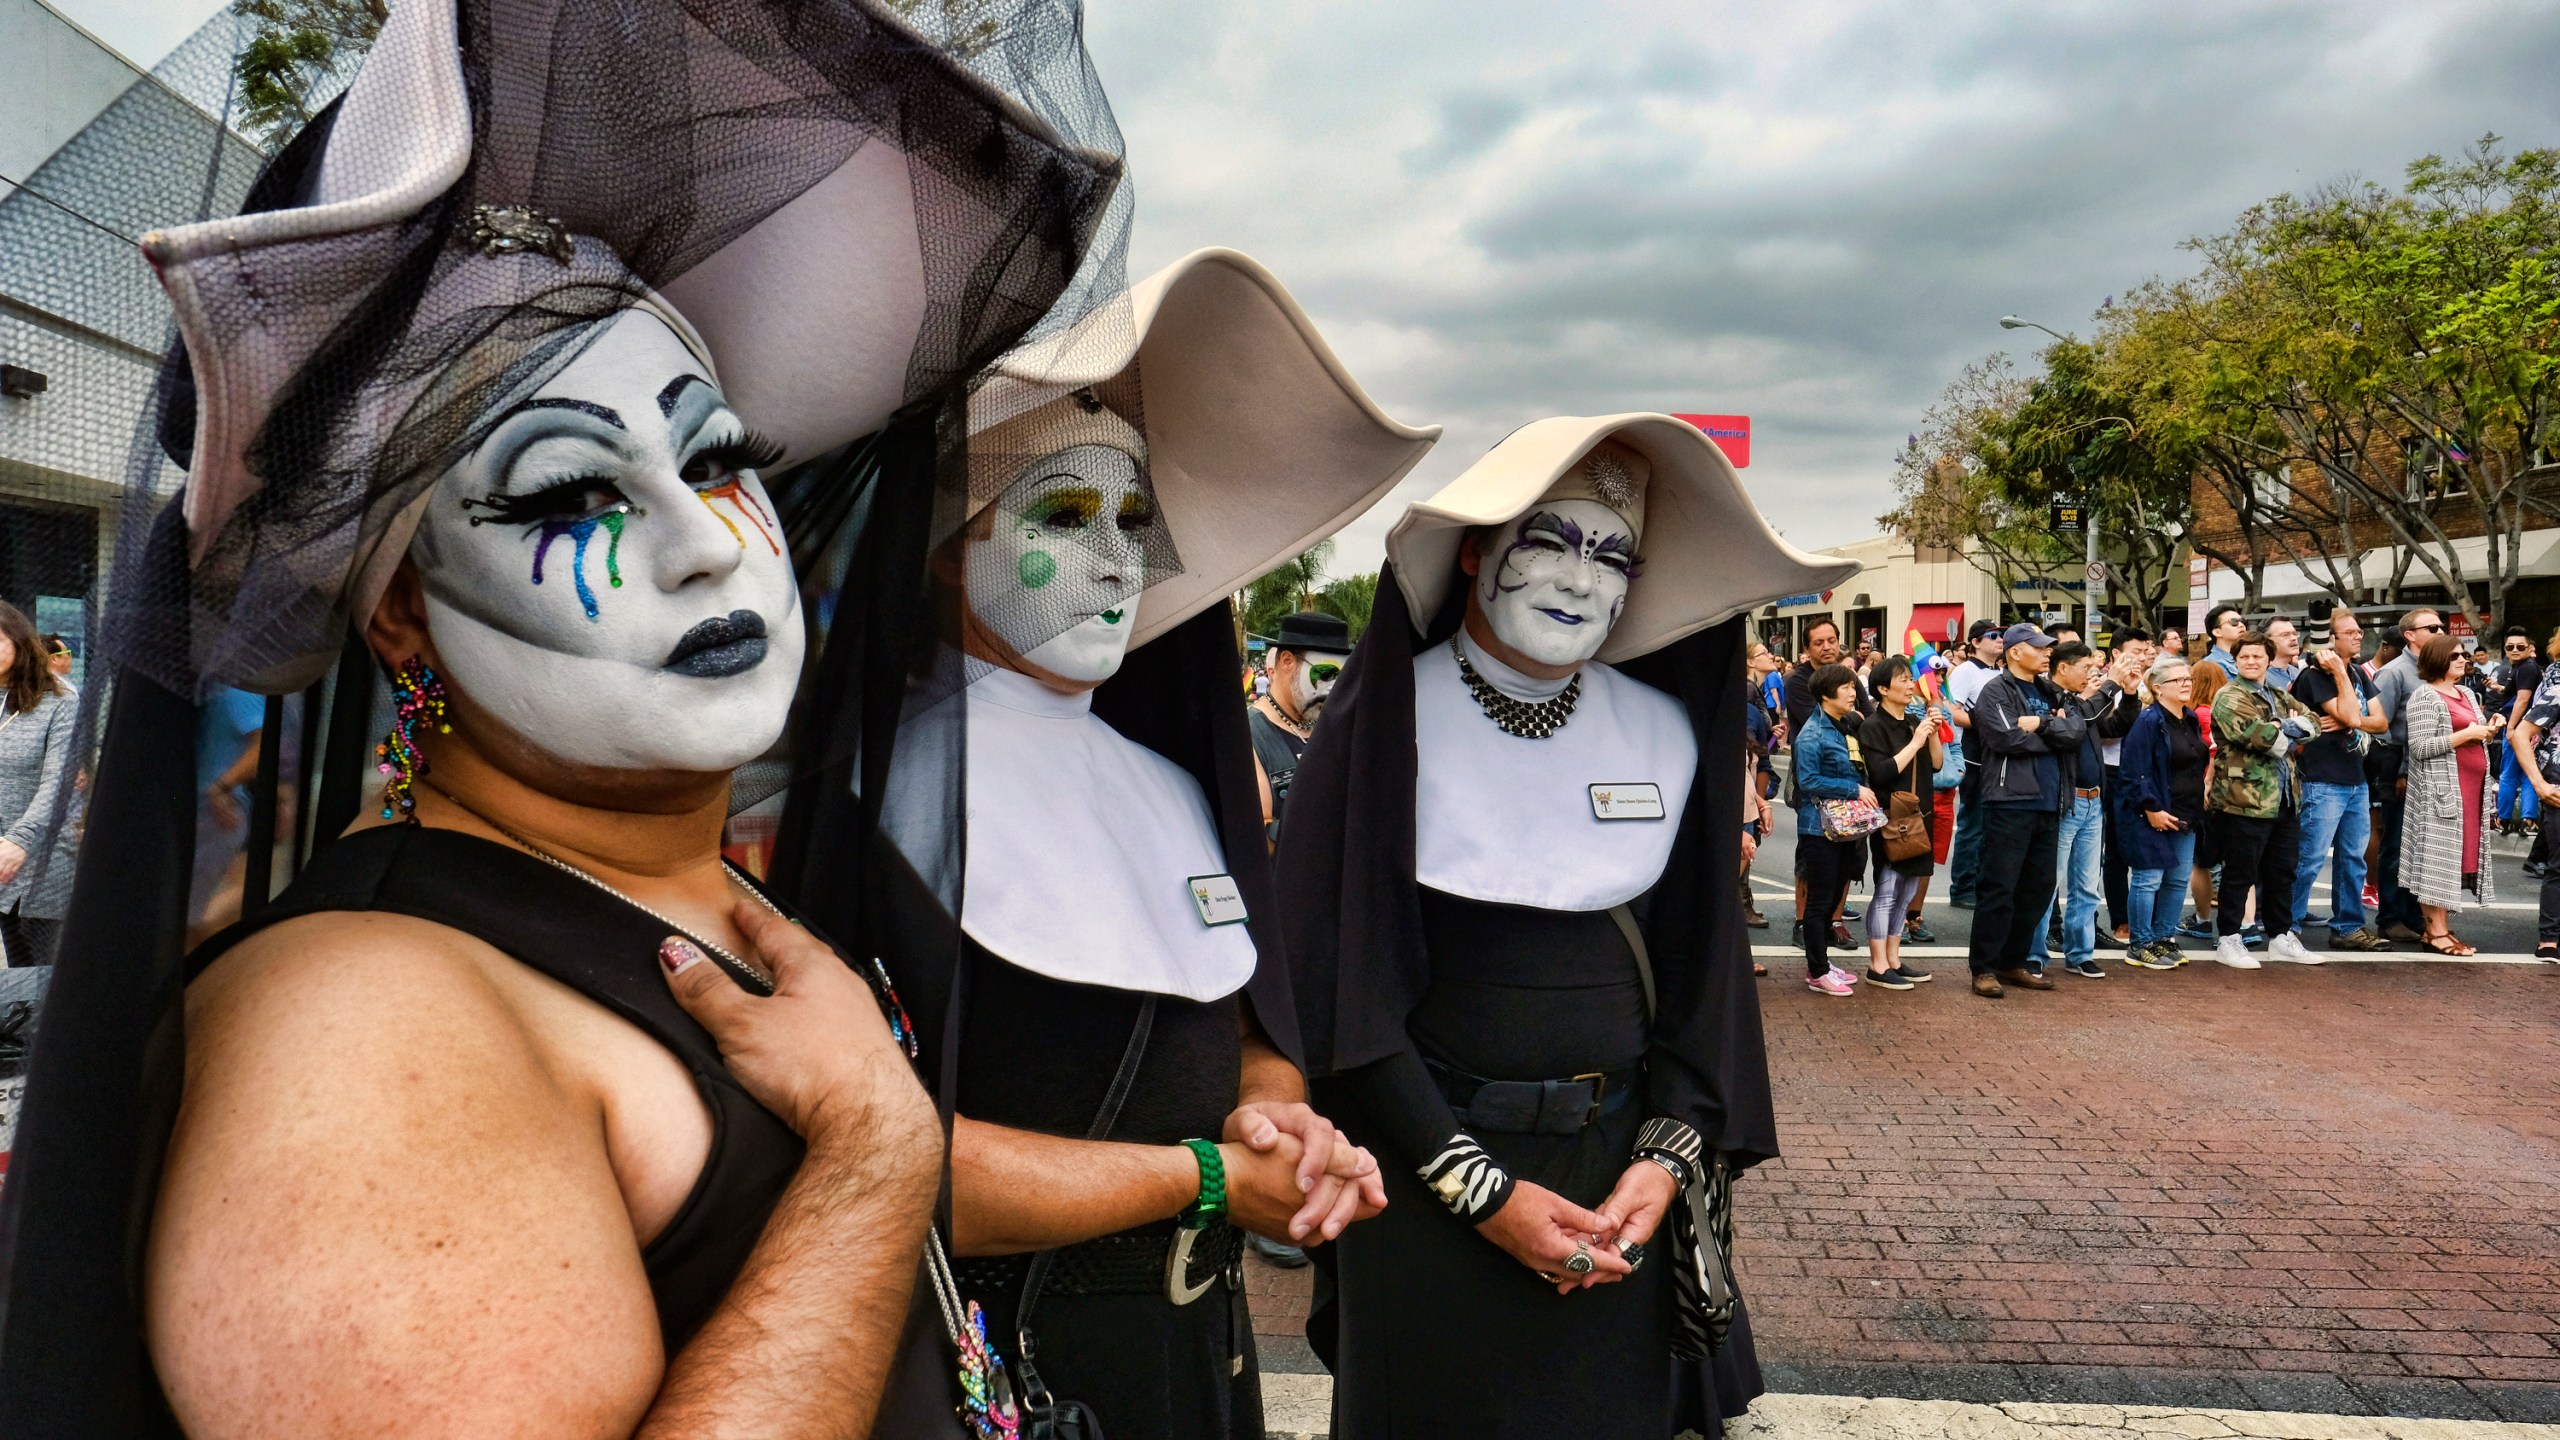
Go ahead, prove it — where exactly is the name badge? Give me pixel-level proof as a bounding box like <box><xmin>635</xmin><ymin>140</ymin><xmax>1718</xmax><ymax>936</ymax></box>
<box><xmin>1588</xmin><ymin>782</ymin><xmax>1666</xmax><ymax>821</ymax></box>
<box><xmin>1187</xmin><ymin>873</ymin><xmax>1250</xmax><ymax>927</ymax></box>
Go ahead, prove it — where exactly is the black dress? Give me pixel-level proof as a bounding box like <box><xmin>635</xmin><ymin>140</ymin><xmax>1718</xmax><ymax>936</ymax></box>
<box><xmin>186</xmin><ymin>825</ymin><xmax>806</xmax><ymax>1350</ymax></box>
<box><xmin>1320</xmin><ymin>888</ymin><xmax>1762</xmax><ymax>1438</ymax></box>
<box><xmin>892</xmin><ymin>924</ymin><xmax>1260</xmax><ymax>1440</ymax></box>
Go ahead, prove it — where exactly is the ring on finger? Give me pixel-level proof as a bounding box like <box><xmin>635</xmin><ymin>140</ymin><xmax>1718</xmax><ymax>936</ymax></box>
<box><xmin>1564</xmin><ymin>1243</ymin><xmax>1596</xmax><ymax>1276</ymax></box>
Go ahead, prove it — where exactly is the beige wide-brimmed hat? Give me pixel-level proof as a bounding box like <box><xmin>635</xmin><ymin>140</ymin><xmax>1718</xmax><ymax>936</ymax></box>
<box><xmin>1387</xmin><ymin>413</ymin><xmax>1860</xmax><ymax>664</ymax></box>
<box><xmin>146</xmin><ymin>0</ymin><xmax>1121</xmax><ymax>570</ymax></box>
<box><xmin>971</xmin><ymin>247</ymin><xmax>1441</xmax><ymax>649</ymax></box>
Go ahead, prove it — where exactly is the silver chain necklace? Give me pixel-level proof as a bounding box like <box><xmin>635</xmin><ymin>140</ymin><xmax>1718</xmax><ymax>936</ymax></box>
<box><xmin>1454</xmin><ymin>648</ymin><xmax>1581</xmax><ymax>739</ymax></box>
<box><xmin>420</xmin><ymin>781</ymin><xmax>780</xmax><ymax>994</ymax></box>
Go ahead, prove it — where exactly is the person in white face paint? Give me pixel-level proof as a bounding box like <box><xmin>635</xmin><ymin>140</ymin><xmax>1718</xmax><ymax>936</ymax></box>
<box><xmin>6</xmin><ymin>0</ymin><xmax>1135</xmax><ymax>1431</ymax></box>
<box><xmin>848</xmin><ymin>248</ymin><xmax>1435</xmax><ymax>1440</ymax></box>
<box><xmin>1276</xmin><ymin>415</ymin><xmax>1860</xmax><ymax>1440</ymax></box>
<box><xmin>1249</xmin><ymin>610</ymin><xmax>1354</xmax><ymax>841</ymax></box>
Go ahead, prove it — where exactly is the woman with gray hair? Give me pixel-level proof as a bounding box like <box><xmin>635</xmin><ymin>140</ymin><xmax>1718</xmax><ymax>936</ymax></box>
<box><xmin>2115</xmin><ymin>654</ymin><xmax>2209</xmax><ymax>970</ymax></box>
<box><xmin>0</xmin><ymin>600</ymin><xmax>76</xmax><ymax>966</ymax></box>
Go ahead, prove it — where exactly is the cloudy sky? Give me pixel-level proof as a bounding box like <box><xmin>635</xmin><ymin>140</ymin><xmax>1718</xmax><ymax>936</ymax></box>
<box><xmin>70</xmin><ymin>0</ymin><xmax>2560</xmax><ymax>574</ymax></box>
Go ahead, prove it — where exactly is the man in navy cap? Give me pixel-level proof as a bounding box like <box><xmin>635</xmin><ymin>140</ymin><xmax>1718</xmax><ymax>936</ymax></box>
<box><xmin>1964</xmin><ymin>623</ymin><xmax>2088</xmax><ymax>997</ymax></box>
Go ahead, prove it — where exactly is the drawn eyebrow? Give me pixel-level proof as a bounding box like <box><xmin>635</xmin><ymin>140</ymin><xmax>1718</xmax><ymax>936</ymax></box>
<box><xmin>480</xmin><ymin>399</ymin><xmax>630</xmax><ymax>489</ymax></box>
<box><xmin>657</xmin><ymin>374</ymin><xmax>712</xmax><ymax>418</ymax></box>
<box><xmin>504</xmin><ymin>397</ymin><xmax>624</xmax><ymax>429</ymax></box>
<box><xmin>1521</xmin><ymin>509</ymin><xmax>1584</xmax><ymax>550</ymax></box>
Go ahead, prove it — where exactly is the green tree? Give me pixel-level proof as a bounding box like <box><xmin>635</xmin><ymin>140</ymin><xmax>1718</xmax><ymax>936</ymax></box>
<box><xmin>1315</xmin><ymin>572</ymin><xmax>1378</xmax><ymax>643</ymax></box>
<box><xmin>231</xmin><ymin>0</ymin><xmax>384</xmax><ymax>150</ymax></box>
<box><xmin>2168</xmin><ymin>137</ymin><xmax>2560</xmax><ymax>625</ymax></box>
<box><xmin>1239</xmin><ymin>539</ymin><xmax>1334</xmax><ymax>640</ymax></box>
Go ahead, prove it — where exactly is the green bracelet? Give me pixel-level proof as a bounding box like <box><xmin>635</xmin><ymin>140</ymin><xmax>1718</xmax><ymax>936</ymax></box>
<box><xmin>1177</xmin><ymin>1138</ymin><xmax>1227</xmax><ymax>1229</ymax></box>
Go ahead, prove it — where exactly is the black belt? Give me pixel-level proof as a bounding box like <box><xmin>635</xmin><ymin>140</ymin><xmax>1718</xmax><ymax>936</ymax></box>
<box><xmin>1425</xmin><ymin>1058</ymin><xmax>1640</xmax><ymax>1136</ymax></box>
<box><xmin>953</xmin><ymin>1221</ymin><xmax>1241</xmax><ymax>1298</ymax></box>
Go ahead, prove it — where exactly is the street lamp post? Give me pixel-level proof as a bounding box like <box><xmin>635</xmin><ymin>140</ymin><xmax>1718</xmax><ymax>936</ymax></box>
<box><xmin>2001</xmin><ymin>315</ymin><xmax>2101</xmax><ymax>638</ymax></box>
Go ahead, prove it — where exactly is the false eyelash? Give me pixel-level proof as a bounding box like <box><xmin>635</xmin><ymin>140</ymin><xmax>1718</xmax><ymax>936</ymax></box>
<box><xmin>461</xmin><ymin>474</ymin><xmax>628</xmax><ymax>526</ymax></box>
<box><xmin>686</xmin><ymin>427</ymin><xmax>787</xmax><ymax>481</ymax></box>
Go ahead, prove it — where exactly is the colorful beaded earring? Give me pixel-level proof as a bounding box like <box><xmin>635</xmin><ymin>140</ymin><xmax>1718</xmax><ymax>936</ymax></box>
<box><xmin>378</xmin><ymin>656</ymin><xmax>451</xmax><ymax>821</ymax></box>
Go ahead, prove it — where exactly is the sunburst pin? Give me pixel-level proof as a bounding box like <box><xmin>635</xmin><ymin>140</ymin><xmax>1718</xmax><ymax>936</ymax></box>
<box><xmin>1582</xmin><ymin>450</ymin><xmax>1639</xmax><ymax>511</ymax></box>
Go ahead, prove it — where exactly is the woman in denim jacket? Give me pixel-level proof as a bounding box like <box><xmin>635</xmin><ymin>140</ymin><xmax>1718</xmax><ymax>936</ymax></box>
<box><xmin>1793</xmin><ymin>662</ymin><xmax>1878</xmax><ymax>995</ymax></box>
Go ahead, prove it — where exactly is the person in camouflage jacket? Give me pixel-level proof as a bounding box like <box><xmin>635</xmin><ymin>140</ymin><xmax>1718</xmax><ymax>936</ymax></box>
<box><xmin>2209</xmin><ymin>657</ymin><xmax>2316</xmax><ymax>818</ymax></box>
<box><xmin>2204</xmin><ymin>631</ymin><xmax>2324</xmax><ymax>966</ymax></box>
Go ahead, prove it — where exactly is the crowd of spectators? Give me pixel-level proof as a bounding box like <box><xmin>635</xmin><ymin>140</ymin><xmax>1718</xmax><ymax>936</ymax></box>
<box><xmin>1755</xmin><ymin>600</ymin><xmax>2547</xmax><ymax>996</ymax></box>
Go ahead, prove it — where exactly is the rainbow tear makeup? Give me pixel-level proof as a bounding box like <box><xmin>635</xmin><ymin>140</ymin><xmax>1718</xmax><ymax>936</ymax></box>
<box><xmin>697</xmin><ymin>477</ymin><xmax>782</xmax><ymax>554</ymax></box>
<box><xmin>530</xmin><ymin>509</ymin><xmax>628</xmax><ymax>620</ymax></box>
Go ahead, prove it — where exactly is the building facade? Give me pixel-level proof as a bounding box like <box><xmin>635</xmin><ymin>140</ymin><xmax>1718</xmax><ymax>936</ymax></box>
<box><xmin>2190</xmin><ymin>443</ymin><xmax>2560</xmax><ymax>642</ymax></box>
<box><xmin>1760</xmin><ymin>533</ymin><xmax>2180</xmax><ymax>661</ymax></box>
<box><xmin>0</xmin><ymin>0</ymin><xmax>275</xmax><ymax>676</ymax></box>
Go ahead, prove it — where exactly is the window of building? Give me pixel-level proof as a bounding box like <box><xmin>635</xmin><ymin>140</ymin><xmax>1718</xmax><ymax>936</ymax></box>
<box><xmin>2250</xmin><ymin>465</ymin><xmax>2291</xmax><ymax>511</ymax></box>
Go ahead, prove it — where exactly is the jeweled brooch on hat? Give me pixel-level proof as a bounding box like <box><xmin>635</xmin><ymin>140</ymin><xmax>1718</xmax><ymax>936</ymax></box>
<box><xmin>1582</xmin><ymin>449</ymin><xmax>1641</xmax><ymax>513</ymax></box>
<box><xmin>465</xmin><ymin>204</ymin><xmax>574</xmax><ymax>265</ymax></box>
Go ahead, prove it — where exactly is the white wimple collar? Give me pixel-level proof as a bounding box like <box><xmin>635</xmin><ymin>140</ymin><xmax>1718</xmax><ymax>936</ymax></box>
<box><xmin>957</xmin><ymin>666</ymin><xmax>1256</xmax><ymax>1002</ymax></box>
<box><xmin>1412</xmin><ymin>631</ymin><xmax>1696</xmax><ymax>912</ymax></box>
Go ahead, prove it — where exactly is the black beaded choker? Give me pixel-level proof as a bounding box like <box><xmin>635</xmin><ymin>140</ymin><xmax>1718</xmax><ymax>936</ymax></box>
<box><xmin>1454</xmin><ymin>648</ymin><xmax>1581</xmax><ymax>739</ymax></box>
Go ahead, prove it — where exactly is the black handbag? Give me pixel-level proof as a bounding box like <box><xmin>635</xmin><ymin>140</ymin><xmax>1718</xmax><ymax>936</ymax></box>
<box><xmin>1607</xmin><ymin>906</ymin><xmax>1742</xmax><ymax>1357</ymax></box>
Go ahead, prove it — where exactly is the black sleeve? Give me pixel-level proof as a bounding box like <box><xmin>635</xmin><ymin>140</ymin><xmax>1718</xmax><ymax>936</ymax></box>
<box><xmin>2092</xmin><ymin>684</ymin><xmax>2143</xmax><ymax>740</ymax></box>
<box><xmin>1331</xmin><ymin>1047</ymin><xmax>1516</xmax><ymax>1223</ymax></box>
<box><xmin>1856</xmin><ymin>714</ymin><xmax>1902</xmax><ymax>794</ymax></box>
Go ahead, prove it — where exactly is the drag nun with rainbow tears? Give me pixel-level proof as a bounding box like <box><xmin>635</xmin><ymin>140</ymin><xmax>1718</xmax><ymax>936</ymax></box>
<box><xmin>1279</xmin><ymin>415</ymin><xmax>1857</xmax><ymax>1437</ymax></box>
<box><xmin>0</xmin><ymin>0</ymin><xmax>1130</xmax><ymax>1430</ymax></box>
<box><xmin>804</xmin><ymin>247</ymin><xmax>1439</xmax><ymax>1439</ymax></box>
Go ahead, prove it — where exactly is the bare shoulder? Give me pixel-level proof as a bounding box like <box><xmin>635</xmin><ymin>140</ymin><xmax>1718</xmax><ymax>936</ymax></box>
<box><xmin>182</xmin><ymin>908</ymin><xmax>524</xmax><ymax>1061</ymax></box>
<box><xmin>152</xmin><ymin>911</ymin><xmax>663</xmax><ymax>1438</ymax></box>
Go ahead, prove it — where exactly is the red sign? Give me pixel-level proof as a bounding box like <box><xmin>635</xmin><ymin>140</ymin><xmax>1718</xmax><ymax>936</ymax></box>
<box><xmin>1909</xmin><ymin>602</ymin><xmax>1965</xmax><ymax>647</ymax></box>
<box><xmin>1672</xmin><ymin>413</ymin><xmax>1751</xmax><ymax>469</ymax></box>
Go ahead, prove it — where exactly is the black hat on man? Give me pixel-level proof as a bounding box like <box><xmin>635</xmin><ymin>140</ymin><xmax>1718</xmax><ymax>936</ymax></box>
<box><xmin>1273</xmin><ymin>611</ymin><xmax>1351</xmax><ymax>653</ymax></box>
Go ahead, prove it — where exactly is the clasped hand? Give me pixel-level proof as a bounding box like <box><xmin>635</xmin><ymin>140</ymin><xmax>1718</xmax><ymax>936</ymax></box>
<box><xmin>1479</xmin><ymin>1159</ymin><xmax>1678</xmax><ymax>1296</ymax></box>
<box><xmin>1222</xmin><ymin>1101</ymin><xmax>1388</xmax><ymax>1244</ymax></box>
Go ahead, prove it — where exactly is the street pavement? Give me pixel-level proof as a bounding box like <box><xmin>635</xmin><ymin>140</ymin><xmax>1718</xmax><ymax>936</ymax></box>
<box><xmin>1245</xmin><ymin>788</ymin><xmax>2560</xmax><ymax>1436</ymax></box>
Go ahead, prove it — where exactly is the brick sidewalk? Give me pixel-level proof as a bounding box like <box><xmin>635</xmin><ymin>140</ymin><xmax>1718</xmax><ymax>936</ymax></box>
<box><xmin>1244</xmin><ymin>961</ymin><xmax>2560</xmax><ymax>1426</ymax></box>
<box><xmin>1742</xmin><ymin>958</ymin><xmax>2560</xmax><ymax>1421</ymax></box>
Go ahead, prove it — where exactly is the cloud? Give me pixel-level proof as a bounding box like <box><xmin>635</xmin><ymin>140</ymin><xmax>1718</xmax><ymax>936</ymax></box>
<box><xmin>1084</xmin><ymin>0</ymin><xmax>2560</xmax><ymax>571</ymax></box>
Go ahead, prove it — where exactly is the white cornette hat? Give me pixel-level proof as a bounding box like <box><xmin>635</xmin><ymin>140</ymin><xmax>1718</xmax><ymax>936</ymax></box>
<box><xmin>1387</xmin><ymin>413</ymin><xmax>1862</xmax><ymax>664</ymax></box>
<box><xmin>971</xmin><ymin>247</ymin><xmax>1441</xmax><ymax>649</ymax></box>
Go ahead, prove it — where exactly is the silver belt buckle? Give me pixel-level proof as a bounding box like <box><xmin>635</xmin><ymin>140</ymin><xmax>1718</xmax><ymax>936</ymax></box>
<box><xmin>1166</xmin><ymin>1225</ymin><xmax>1216</xmax><ymax>1306</ymax></box>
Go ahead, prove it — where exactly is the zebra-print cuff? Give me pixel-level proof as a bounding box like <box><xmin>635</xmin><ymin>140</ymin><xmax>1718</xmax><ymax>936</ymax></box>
<box><xmin>1419</xmin><ymin>1132</ymin><xmax>1515</xmax><ymax>1221</ymax></box>
<box><xmin>1634</xmin><ymin>1117</ymin><xmax>1704</xmax><ymax>1187</ymax></box>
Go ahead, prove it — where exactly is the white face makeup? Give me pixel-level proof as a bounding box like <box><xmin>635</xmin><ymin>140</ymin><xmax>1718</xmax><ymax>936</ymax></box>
<box><xmin>966</xmin><ymin>442</ymin><xmax>1149</xmax><ymax>687</ymax></box>
<box><xmin>1477</xmin><ymin>499</ymin><xmax>1637</xmax><ymax>669</ymax></box>
<box><xmin>1289</xmin><ymin>649</ymin><xmax>1348</xmax><ymax>718</ymax></box>
<box><xmin>410</xmin><ymin>308</ymin><xmax>804</xmax><ymax>773</ymax></box>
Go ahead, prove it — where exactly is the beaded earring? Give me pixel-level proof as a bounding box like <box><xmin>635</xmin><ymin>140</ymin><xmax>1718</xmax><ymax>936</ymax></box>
<box><xmin>378</xmin><ymin>656</ymin><xmax>452</xmax><ymax>821</ymax></box>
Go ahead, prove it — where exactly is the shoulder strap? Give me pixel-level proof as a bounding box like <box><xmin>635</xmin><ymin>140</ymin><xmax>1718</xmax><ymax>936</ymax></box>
<box><xmin>1015</xmin><ymin>995</ymin><xmax>1157</xmax><ymax>1346</ymax></box>
<box><xmin>1608</xmin><ymin>904</ymin><xmax>1654</xmax><ymax>1021</ymax></box>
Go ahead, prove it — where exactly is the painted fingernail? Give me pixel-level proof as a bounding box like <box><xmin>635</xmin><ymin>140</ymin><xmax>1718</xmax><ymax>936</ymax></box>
<box><xmin>660</xmin><ymin>937</ymin><xmax>703</xmax><ymax>974</ymax></box>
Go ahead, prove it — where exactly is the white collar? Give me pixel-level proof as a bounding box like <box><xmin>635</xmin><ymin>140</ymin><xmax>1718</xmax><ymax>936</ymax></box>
<box><xmin>1412</xmin><ymin>635</ymin><xmax>1697</xmax><ymax>911</ymax></box>
<box><xmin>955</xmin><ymin>666</ymin><xmax>1256</xmax><ymax>1001</ymax></box>
<box><xmin>1454</xmin><ymin>628</ymin><xmax>1572</xmax><ymax>699</ymax></box>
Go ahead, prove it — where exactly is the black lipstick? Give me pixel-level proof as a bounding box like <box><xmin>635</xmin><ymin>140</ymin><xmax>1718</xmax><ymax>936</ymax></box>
<box><xmin>665</xmin><ymin>609</ymin><xmax>769</xmax><ymax>678</ymax></box>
